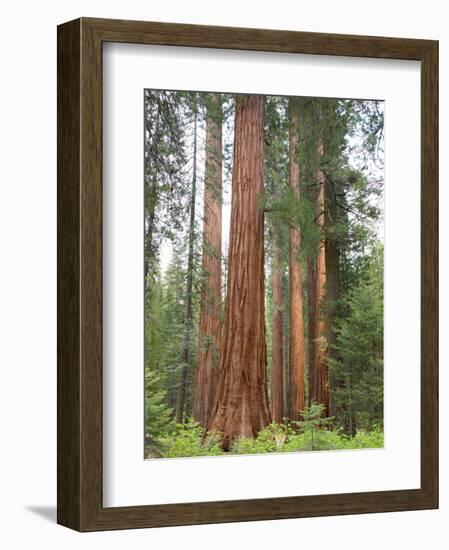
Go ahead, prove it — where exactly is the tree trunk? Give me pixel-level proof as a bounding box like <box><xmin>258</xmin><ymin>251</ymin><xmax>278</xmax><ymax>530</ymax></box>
<box><xmin>208</xmin><ymin>95</ymin><xmax>271</xmax><ymax>450</ymax></box>
<box><xmin>310</xmin><ymin>142</ymin><xmax>329</xmax><ymax>415</ymax></box>
<box><xmin>271</xmin><ymin>244</ymin><xmax>284</xmax><ymax>423</ymax></box>
<box><xmin>175</xmin><ymin>113</ymin><xmax>198</xmax><ymax>424</ymax></box>
<box><xmin>283</xmin><ymin>277</ymin><xmax>291</xmax><ymax>418</ymax></box>
<box><xmin>307</xmin><ymin>257</ymin><xmax>316</xmax><ymax>407</ymax></box>
<box><xmin>288</xmin><ymin>99</ymin><xmax>306</xmax><ymax>420</ymax></box>
<box><xmin>144</xmin><ymin>191</ymin><xmax>156</xmax><ymax>292</ymax></box>
<box><xmin>192</xmin><ymin>95</ymin><xmax>223</xmax><ymax>427</ymax></box>
<box><xmin>144</xmin><ymin>97</ymin><xmax>160</xmax><ymax>295</ymax></box>
<box><xmin>325</xmin><ymin>175</ymin><xmax>340</xmax><ymax>418</ymax></box>
<box><xmin>323</xmin><ymin>100</ymin><xmax>341</xmax><ymax>418</ymax></box>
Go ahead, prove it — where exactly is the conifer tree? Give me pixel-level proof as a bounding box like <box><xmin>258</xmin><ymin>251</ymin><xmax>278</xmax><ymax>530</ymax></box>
<box><xmin>209</xmin><ymin>95</ymin><xmax>272</xmax><ymax>450</ymax></box>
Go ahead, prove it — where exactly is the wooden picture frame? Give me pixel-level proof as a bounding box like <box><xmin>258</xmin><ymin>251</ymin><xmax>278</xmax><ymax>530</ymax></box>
<box><xmin>57</xmin><ymin>17</ymin><xmax>438</xmax><ymax>531</ymax></box>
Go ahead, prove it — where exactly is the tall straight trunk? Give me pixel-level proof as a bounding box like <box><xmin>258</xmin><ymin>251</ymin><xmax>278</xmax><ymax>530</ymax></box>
<box><xmin>325</xmin><ymin>175</ymin><xmax>340</xmax><ymax>418</ymax></box>
<box><xmin>209</xmin><ymin>95</ymin><xmax>271</xmax><ymax>450</ymax></box>
<box><xmin>307</xmin><ymin>257</ymin><xmax>316</xmax><ymax>407</ymax></box>
<box><xmin>192</xmin><ymin>95</ymin><xmax>223</xmax><ymax>427</ymax></box>
<box><xmin>323</xmin><ymin>100</ymin><xmax>341</xmax><ymax>418</ymax></box>
<box><xmin>271</xmin><ymin>244</ymin><xmax>284</xmax><ymax>423</ymax></box>
<box><xmin>288</xmin><ymin>99</ymin><xmax>306</xmax><ymax>420</ymax></box>
<box><xmin>283</xmin><ymin>274</ymin><xmax>291</xmax><ymax>418</ymax></box>
<box><xmin>344</xmin><ymin>374</ymin><xmax>356</xmax><ymax>436</ymax></box>
<box><xmin>175</xmin><ymin>113</ymin><xmax>198</xmax><ymax>424</ymax></box>
<box><xmin>144</xmin><ymin>183</ymin><xmax>156</xmax><ymax>293</ymax></box>
<box><xmin>144</xmin><ymin>98</ymin><xmax>160</xmax><ymax>294</ymax></box>
<box><xmin>310</xmin><ymin>141</ymin><xmax>329</xmax><ymax>415</ymax></box>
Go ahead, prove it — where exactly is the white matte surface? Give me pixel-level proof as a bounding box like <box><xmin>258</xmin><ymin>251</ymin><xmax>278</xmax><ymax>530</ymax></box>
<box><xmin>102</xmin><ymin>42</ymin><xmax>421</xmax><ymax>507</ymax></box>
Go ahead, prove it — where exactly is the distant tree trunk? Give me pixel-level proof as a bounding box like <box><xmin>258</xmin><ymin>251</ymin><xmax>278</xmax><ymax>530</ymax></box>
<box><xmin>209</xmin><ymin>95</ymin><xmax>271</xmax><ymax>450</ymax></box>
<box><xmin>271</xmin><ymin>244</ymin><xmax>284</xmax><ymax>423</ymax></box>
<box><xmin>325</xmin><ymin>174</ymin><xmax>340</xmax><ymax>418</ymax></box>
<box><xmin>323</xmin><ymin>100</ymin><xmax>341</xmax><ymax>418</ymax></box>
<box><xmin>288</xmin><ymin>99</ymin><xmax>306</xmax><ymax>420</ymax></box>
<box><xmin>192</xmin><ymin>95</ymin><xmax>223</xmax><ymax>428</ymax></box>
<box><xmin>310</xmin><ymin>142</ymin><xmax>329</xmax><ymax>415</ymax></box>
<box><xmin>175</xmin><ymin>113</ymin><xmax>198</xmax><ymax>424</ymax></box>
<box><xmin>144</xmin><ymin>189</ymin><xmax>156</xmax><ymax>292</ymax></box>
<box><xmin>283</xmin><ymin>277</ymin><xmax>291</xmax><ymax>419</ymax></box>
<box><xmin>144</xmin><ymin>98</ymin><xmax>160</xmax><ymax>295</ymax></box>
<box><xmin>343</xmin><ymin>373</ymin><xmax>357</xmax><ymax>436</ymax></box>
<box><xmin>307</xmin><ymin>257</ymin><xmax>316</xmax><ymax>407</ymax></box>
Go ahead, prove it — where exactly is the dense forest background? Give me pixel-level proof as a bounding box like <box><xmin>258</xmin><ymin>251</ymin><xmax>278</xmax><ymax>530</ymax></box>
<box><xmin>144</xmin><ymin>90</ymin><xmax>384</xmax><ymax>459</ymax></box>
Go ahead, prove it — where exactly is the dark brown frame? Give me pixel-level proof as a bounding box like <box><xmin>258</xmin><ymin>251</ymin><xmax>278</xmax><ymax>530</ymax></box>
<box><xmin>57</xmin><ymin>17</ymin><xmax>438</xmax><ymax>532</ymax></box>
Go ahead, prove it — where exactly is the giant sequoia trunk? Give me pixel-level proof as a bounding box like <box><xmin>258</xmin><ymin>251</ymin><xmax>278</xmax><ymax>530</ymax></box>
<box><xmin>192</xmin><ymin>95</ymin><xmax>223</xmax><ymax>427</ymax></box>
<box><xmin>288</xmin><ymin>100</ymin><xmax>306</xmax><ymax>420</ymax></box>
<box><xmin>310</xmin><ymin>142</ymin><xmax>329</xmax><ymax>415</ymax></box>
<box><xmin>175</xmin><ymin>114</ymin><xmax>198</xmax><ymax>424</ymax></box>
<box><xmin>208</xmin><ymin>95</ymin><xmax>271</xmax><ymax>450</ymax></box>
<box><xmin>271</xmin><ymin>244</ymin><xmax>284</xmax><ymax>423</ymax></box>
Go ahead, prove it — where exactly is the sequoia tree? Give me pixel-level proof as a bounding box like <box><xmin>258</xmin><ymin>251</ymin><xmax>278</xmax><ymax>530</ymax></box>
<box><xmin>271</xmin><ymin>243</ymin><xmax>284</xmax><ymax>423</ymax></box>
<box><xmin>288</xmin><ymin>99</ymin><xmax>306</xmax><ymax>420</ymax></box>
<box><xmin>192</xmin><ymin>95</ymin><xmax>223</xmax><ymax>427</ymax></box>
<box><xmin>209</xmin><ymin>94</ymin><xmax>271</xmax><ymax>450</ymax></box>
<box><xmin>310</xmin><ymin>141</ymin><xmax>329</xmax><ymax>414</ymax></box>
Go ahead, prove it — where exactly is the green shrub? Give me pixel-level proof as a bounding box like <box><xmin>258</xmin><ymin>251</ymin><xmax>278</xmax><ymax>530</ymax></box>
<box><xmin>230</xmin><ymin>414</ymin><xmax>383</xmax><ymax>455</ymax></box>
<box><xmin>292</xmin><ymin>403</ymin><xmax>334</xmax><ymax>451</ymax></box>
<box><xmin>158</xmin><ymin>416</ymin><xmax>383</xmax><ymax>458</ymax></box>
<box><xmin>231</xmin><ymin>423</ymin><xmax>295</xmax><ymax>454</ymax></box>
<box><xmin>144</xmin><ymin>368</ymin><xmax>172</xmax><ymax>458</ymax></box>
<box><xmin>164</xmin><ymin>418</ymin><xmax>223</xmax><ymax>458</ymax></box>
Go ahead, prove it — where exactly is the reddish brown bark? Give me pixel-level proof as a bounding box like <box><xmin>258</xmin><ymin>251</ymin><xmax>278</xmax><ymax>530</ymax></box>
<box><xmin>271</xmin><ymin>245</ymin><xmax>284</xmax><ymax>423</ymax></box>
<box><xmin>288</xmin><ymin>100</ymin><xmax>306</xmax><ymax>420</ymax></box>
<box><xmin>208</xmin><ymin>95</ymin><xmax>271</xmax><ymax>450</ymax></box>
<box><xmin>307</xmin><ymin>257</ymin><xmax>316</xmax><ymax>406</ymax></box>
<box><xmin>324</xmin><ymin>173</ymin><xmax>340</xmax><ymax>418</ymax></box>
<box><xmin>323</xmin><ymin>100</ymin><xmax>341</xmax><ymax>418</ymax></box>
<box><xmin>192</xmin><ymin>95</ymin><xmax>223</xmax><ymax>427</ymax></box>
<box><xmin>310</xmin><ymin>142</ymin><xmax>329</xmax><ymax>415</ymax></box>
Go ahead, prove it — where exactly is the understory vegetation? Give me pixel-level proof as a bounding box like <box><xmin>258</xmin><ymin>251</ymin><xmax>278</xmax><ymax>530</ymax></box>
<box><xmin>147</xmin><ymin>405</ymin><xmax>384</xmax><ymax>459</ymax></box>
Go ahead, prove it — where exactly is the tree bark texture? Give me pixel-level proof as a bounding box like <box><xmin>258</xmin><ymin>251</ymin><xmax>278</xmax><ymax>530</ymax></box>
<box><xmin>307</xmin><ymin>257</ymin><xmax>316</xmax><ymax>407</ymax></box>
<box><xmin>208</xmin><ymin>95</ymin><xmax>271</xmax><ymax>450</ymax></box>
<box><xmin>324</xmin><ymin>175</ymin><xmax>340</xmax><ymax>418</ymax></box>
<box><xmin>192</xmin><ymin>95</ymin><xmax>223</xmax><ymax>427</ymax></box>
<box><xmin>323</xmin><ymin>101</ymin><xmax>341</xmax><ymax>418</ymax></box>
<box><xmin>310</xmin><ymin>142</ymin><xmax>329</xmax><ymax>415</ymax></box>
<box><xmin>288</xmin><ymin>100</ymin><xmax>306</xmax><ymax>420</ymax></box>
<box><xmin>271</xmin><ymin>244</ymin><xmax>284</xmax><ymax>423</ymax></box>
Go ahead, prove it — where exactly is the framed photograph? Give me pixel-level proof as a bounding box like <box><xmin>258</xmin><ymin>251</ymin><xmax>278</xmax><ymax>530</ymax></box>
<box><xmin>57</xmin><ymin>17</ymin><xmax>438</xmax><ymax>531</ymax></box>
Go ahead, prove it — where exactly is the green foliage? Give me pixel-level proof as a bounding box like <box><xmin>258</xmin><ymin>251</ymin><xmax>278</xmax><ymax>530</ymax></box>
<box><xmin>293</xmin><ymin>403</ymin><xmax>333</xmax><ymax>451</ymax></box>
<box><xmin>146</xmin><ymin>416</ymin><xmax>383</xmax><ymax>459</ymax></box>
<box><xmin>330</xmin><ymin>245</ymin><xmax>384</xmax><ymax>433</ymax></box>
<box><xmin>144</xmin><ymin>368</ymin><xmax>172</xmax><ymax>458</ymax></box>
<box><xmin>164</xmin><ymin>419</ymin><xmax>223</xmax><ymax>458</ymax></box>
<box><xmin>144</xmin><ymin>90</ymin><xmax>192</xmax><ymax>283</ymax></box>
<box><xmin>282</xmin><ymin>425</ymin><xmax>384</xmax><ymax>452</ymax></box>
<box><xmin>230</xmin><ymin>420</ymin><xmax>383</xmax><ymax>455</ymax></box>
<box><xmin>231</xmin><ymin>422</ymin><xmax>294</xmax><ymax>454</ymax></box>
